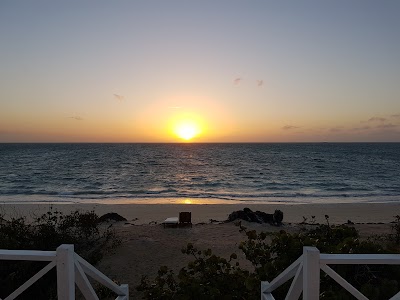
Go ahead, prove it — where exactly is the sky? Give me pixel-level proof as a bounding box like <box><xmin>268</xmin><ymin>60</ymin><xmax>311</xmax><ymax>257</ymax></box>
<box><xmin>0</xmin><ymin>1</ymin><xmax>399</xmax><ymax>142</ymax></box>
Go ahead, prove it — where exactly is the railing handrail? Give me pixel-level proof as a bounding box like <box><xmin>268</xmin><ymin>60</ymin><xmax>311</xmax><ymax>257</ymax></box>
<box><xmin>0</xmin><ymin>249</ymin><xmax>56</xmax><ymax>261</ymax></box>
<box><xmin>320</xmin><ymin>253</ymin><xmax>400</xmax><ymax>264</ymax></box>
<box><xmin>261</xmin><ymin>247</ymin><xmax>400</xmax><ymax>300</ymax></box>
<box><xmin>0</xmin><ymin>244</ymin><xmax>129</xmax><ymax>300</ymax></box>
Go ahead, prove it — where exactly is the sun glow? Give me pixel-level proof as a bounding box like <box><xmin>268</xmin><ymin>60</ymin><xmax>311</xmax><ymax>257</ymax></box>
<box><xmin>183</xmin><ymin>199</ymin><xmax>192</xmax><ymax>204</ymax></box>
<box><xmin>173</xmin><ymin>120</ymin><xmax>201</xmax><ymax>141</ymax></box>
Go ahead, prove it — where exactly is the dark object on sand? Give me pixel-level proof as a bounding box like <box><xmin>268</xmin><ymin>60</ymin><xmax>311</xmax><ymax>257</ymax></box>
<box><xmin>179</xmin><ymin>211</ymin><xmax>192</xmax><ymax>227</ymax></box>
<box><xmin>227</xmin><ymin>208</ymin><xmax>283</xmax><ymax>226</ymax></box>
<box><xmin>163</xmin><ymin>212</ymin><xmax>192</xmax><ymax>228</ymax></box>
<box><xmin>98</xmin><ymin>212</ymin><xmax>127</xmax><ymax>223</ymax></box>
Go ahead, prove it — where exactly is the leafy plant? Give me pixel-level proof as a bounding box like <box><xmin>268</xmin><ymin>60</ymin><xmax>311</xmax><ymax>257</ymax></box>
<box><xmin>0</xmin><ymin>207</ymin><xmax>121</xmax><ymax>299</ymax></box>
<box><xmin>138</xmin><ymin>217</ymin><xmax>400</xmax><ymax>300</ymax></box>
<box><xmin>390</xmin><ymin>215</ymin><xmax>400</xmax><ymax>244</ymax></box>
<box><xmin>138</xmin><ymin>243</ymin><xmax>256</xmax><ymax>300</ymax></box>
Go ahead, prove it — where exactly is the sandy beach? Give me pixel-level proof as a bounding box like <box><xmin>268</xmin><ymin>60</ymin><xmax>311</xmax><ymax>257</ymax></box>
<box><xmin>1</xmin><ymin>202</ymin><xmax>399</xmax><ymax>298</ymax></box>
<box><xmin>3</xmin><ymin>202</ymin><xmax>400</xmax><ymax>225</ymax></box>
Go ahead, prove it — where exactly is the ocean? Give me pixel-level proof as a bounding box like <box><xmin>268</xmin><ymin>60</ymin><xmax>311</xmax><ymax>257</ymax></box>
<box><xmin>0</xmin><ymin>143</ymin><xmax>399</xmax><ymax>205</ymax></box>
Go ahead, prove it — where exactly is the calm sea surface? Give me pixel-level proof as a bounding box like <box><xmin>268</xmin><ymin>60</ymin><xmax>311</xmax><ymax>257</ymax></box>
<box><xmin>0</xmin><ymin>143</ymin><xmax>399</xmax><ymax>204</ymax></box>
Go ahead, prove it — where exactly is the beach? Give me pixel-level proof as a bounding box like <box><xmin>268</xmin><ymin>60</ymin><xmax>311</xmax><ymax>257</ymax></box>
<box><xmin>3</xmin><ymin>202</ymin><xmax>400</xmax><ymax>225</ymax></box>
<box><xmin>1</xmin><ymin>202</ymin><xmax>398</xmax><ymax>298</ymax></box>
<box><xmin>2</xmin><ymin>0</ymin><xmax>400</xmax><ymax>297</ymax></box>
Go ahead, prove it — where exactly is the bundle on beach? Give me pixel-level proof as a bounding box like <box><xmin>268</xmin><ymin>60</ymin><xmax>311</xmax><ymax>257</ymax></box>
<box><xmin>227</xmin><ymin>207</ymin><xmax>283</xmax><ymax>225</ymax></box>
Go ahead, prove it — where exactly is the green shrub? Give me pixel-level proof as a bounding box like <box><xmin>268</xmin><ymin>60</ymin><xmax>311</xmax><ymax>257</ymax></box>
<box><xmin>0</xmin><ymin>207</ymin><xmax>121</xmax><ymax>299</ymax></box>
<box><xmin>138</xmin><ymin>243</ymin><xmax>256</xmax><ymax>300</ymax></box>
<box><xmin>138</xmin><ymin>218</ymin><xmax>400</xmax><ymax>300</ymax></box>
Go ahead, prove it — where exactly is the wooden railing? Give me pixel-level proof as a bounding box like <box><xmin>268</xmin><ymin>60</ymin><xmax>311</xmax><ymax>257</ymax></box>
<box><xmin>0</xmin><ymin>244</ymin><xmax>128</xmax><ymax>300</ymax></box>
<box><xmin>261</xmin><ymin>246</ymin><xmax>400</xmax><ymax>300</ymax></box>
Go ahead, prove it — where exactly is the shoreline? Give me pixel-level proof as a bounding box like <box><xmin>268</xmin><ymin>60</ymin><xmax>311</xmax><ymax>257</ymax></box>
<box><xmin>2</xmin><ymin>202</ymin><xmax>400</xmax><ymax>225</ymax></box>
<box><xmin>2</xmin><ymin>194</ymin><xmax>400</xmax><ymax>206</ymax></box>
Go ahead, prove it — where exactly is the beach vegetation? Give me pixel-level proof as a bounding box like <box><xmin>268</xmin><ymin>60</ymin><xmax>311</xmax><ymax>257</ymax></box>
<box><xmin>138</xmin><ymin>217</ymin><xmax>400</xmax><ymax>300</ymax></box>
<box><xmin>389</xmin><ymin>215</ymin><xmax>400</xmax><ymax>245</ymax></box>
<box><xmin>0</xmin><ymin>207</ymin><xmax>121</xmax><ymax>299</ymax></box>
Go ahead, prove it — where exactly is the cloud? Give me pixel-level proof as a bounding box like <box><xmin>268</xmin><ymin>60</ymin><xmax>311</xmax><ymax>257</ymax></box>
<box><xmin>352</xmin><ymin>126</ymin><xmax>370</xmax><ymax>131</ymax></box>
<box><xmin>376</xmin><ymin>123</ymin><xmax>397</xmax><ymax>129</ymax></box>
<box><xmin>282</xmin><ymin>125</ymin><xmax>299</xmax><ymax>130</ymax></box>
<box><xmin>233</xmin><ymin>78</ymin><xmax>242</xmax><ymax>86</ymax></box>
<box><xmin>391</xmin><ymin>114</ymin><xmax>400</xmax><ymax>118</ymax></box>
<box><xmin>329</xmin><ymin>127</ymin><xmax>344</xmax><ymax>132</ymax></box>
<box><xmin>68</xmin><ymin>116</ymin><xmax>83</xmax><ymax>121</ymax></box>
<box><xmin>368</xmin><ymin>117</ymin><xmax>386</xmax><ymax>122</ymax></box>
<box><xmin>256</xmin><ymin>80</ymin><xmax>263</xmax><ymax>87</ymax></box>
<box><xmin>113</xmin><ymin>94</ymin><xmax>125</xmax><ymax>102</ymax></box>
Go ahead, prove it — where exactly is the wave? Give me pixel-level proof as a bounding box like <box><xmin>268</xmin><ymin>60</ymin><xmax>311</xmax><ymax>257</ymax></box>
<box><xmin>2</xmin><ymin>189</ymin><xmax>397</xmax><ymax>202</ymax></box>
<box><xmin>1</xmin><ymin>143</ymin><xmax>399</xmax><ymax>205</ymax></box>
<box><xmin>0</xmin><ymin>183</ymin><xmax>400</xmax><ymax>200</ymax></box>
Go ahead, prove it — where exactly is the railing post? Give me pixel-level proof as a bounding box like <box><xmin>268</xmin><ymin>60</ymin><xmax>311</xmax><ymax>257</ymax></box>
<box><xmin>121</xmin><ymin>284</ymin><xmax>129</xmax><ymax>299</ymax></box>
<box><xmin>260</xmin><ymin>281</ymin><xmax>267</xmax><ymax>300</ymax></box>
<box><xmin>57</xmin><ymin>244</ymin><xmax>75</xmax><ymax>300</ymax></box>
<box><xmin>303</xmin><ymin>247</ymin><xmax>320</xmax><ymax>300</ymax></box>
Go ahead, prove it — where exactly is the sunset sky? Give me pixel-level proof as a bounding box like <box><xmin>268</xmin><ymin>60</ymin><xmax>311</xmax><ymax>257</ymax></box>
<box><xmin>1</xmin><ymin>1</ymin><xmax>399</xmax><ymax>142</ymax></box>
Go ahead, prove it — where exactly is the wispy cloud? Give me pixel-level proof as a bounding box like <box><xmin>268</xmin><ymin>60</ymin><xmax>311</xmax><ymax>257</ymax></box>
<box><xmin>68</xmin><ymin>115</ymin><xmax>83</xmax><ymax>121</ymax></box>
<box><xmin>368</xmin><ymin>117</ymin><xmax>386</xmax><ymax>122</ymax></box>
<box><xmin>233</xmin><ymin>77</ymin><xmax>242</xmax><ymax>86</ymax></box>
<box><xmin>377</xmin><ymin>123</ymin><xmax>397</xmax><ymax>129</ymax></box>
<box><xmin>391</xmin><ymin>114</ymin><xmax>400</xmax><ymax>118</ymax></box>
<box><xmin>113</xmin><ymin>94</ymin><xmax>125</xmax><ymax>102</ymax></box>
<box><xmin>329</xmin><ymin>127</ymin><xmax>344</xmax><ymax>132</ymax></box>
<box><xmin>352</xmin><ymin>126</ymin><xmax>370</xmax><ymax>131</ymax></box>
<box><xmin>282</xmin><ymin>125</ymin><xmax>299</xmax><ymax>130</ymax></box>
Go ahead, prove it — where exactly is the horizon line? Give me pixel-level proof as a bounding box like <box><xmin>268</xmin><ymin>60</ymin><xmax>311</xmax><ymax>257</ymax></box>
<box><xmin>1</xmin><ymin>141</ymin><xmax>400</xmax><ymax>144</ymax></box>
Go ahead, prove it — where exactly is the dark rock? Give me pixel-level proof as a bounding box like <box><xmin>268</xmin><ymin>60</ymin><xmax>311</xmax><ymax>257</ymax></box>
<box><xmin>243</xmin><ymin>207</ymin><xmax>252</xmax><ymax>214</ymax></box>
<box><xmin>255</xmin><ymin>211</ymin><xmax>274</xmax><ymax>223</ymax></box>
<box><xmin>228</xmin><ymin>209</ymin><xmax>252</xmax><ymax>222</ymax></box>
<box><xmin>227</xmin><ymin>208</ymin><xmax>283</xmax><ymax>226</ymax></box>
<box><xmin>247</xmin><ymin>211</ymin><xmax>263</xmax><ymax>223</ymax></box>
<box><xmin>98</xmin><ymin>212</ymin><xmax>127</xmax><ymax>223</ymax></box>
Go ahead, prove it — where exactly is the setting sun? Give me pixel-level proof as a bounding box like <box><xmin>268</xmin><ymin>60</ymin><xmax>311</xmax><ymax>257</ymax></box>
<box><xmin>174</xmin><ymin>120</ymin><xmax>201</xmax><ymax>141</ymax></box>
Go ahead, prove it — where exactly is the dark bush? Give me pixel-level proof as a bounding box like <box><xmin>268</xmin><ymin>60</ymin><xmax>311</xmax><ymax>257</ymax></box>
<box><xmin>138</xmin><ymin>217</ymin><xmax>400</xmax><ymax>300</ymax></box>
<box><xmin>0</xmin><ymin>207</ymin><xmax>121</xmax><ymax>299</ymax></box>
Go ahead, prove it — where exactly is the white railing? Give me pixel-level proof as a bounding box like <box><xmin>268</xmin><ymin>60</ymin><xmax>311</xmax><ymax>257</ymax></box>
<box><xmin>261</xmin><ymin>246</ymin><xmax>400</xmax><ymax>300</ymax></box>
<box><xmin>0</xmin><ymin>244</ymin><xmax>128</xmax><ymax>300</ymax></box>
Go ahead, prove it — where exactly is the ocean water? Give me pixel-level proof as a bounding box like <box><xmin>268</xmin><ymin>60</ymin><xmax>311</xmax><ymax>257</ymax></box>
<box><xmin>0</xmin><ymin>143</ymin><xmax>399</xmax><ymax>204</ymax></box>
